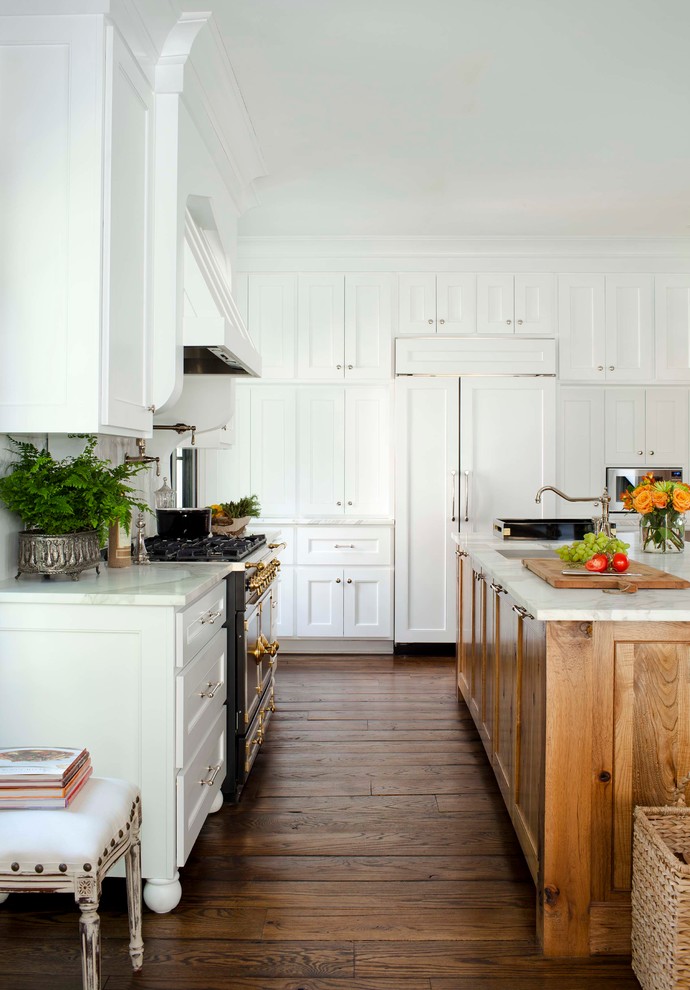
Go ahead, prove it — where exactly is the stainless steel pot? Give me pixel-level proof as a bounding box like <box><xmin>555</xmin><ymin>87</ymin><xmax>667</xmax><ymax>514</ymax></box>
<box><xmin>156</xmin><ymin>507</ymin><xmax>212</xmax><ymax>540</ymax></box>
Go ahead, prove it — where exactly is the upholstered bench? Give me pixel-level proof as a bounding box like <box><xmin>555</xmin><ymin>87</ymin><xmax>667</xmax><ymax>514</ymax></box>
<box><xmin>0</xmin><ymin>776</ymin><xmax>143</xmax><ymax>990</ymax></box>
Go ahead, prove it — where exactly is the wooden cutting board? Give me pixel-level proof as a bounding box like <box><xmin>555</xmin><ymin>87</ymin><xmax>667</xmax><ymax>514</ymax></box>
<box><xmin>522</xmin><ymin>557</ymin><xmax>690</xmax><ymax>593</ymax></box>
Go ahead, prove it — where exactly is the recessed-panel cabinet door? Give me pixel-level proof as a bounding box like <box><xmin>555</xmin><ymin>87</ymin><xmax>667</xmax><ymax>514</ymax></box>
<box><xmin>557</xmin><ymin>388</ymin><xmax>605</xmax><ymax>517</ymax></box>
<box><xmin>469</xmin><ymin>568</ymin><xmax>485</xmax><ymax>731</ymax></box>
<box><xmin>558</xmin><ymin>275</ymin><xmax>606</xmax><ymax>381</ymax></box>
<box><xmin>343</xmin><ymin>568</ymin><xmax>392</xmax><ymax>638</ymax></box>
<box><xmin>655</xmin><ymin>275</ymin><xmax>690</xmax><ymax>381</ymax></box>
<box><xmin>398</xmin><ymin>274</ymin><xmax>436</xmax><ymax>334</ymax></box>
<box><xmin>251</xmin><ymin>386</ymin><xmax>297</xmax><ymax>515</ymax></box>
<box><xmin>456</xmin><ymin>551</ymin><xmax>472</xmax><ymax>703</ymax></box>
<box><xmin>102</xmin><ymin>27</ymin><xmax>153</xmax><ymax>434</ymax></box>
<box><xmin>394</xmin><ymin>377</ymin><xmax>459</xmax><ymax>644</ymax></box>
<box><xmin>298</xmin><ymin>387</ymin><xmax>345</xmax><ymax>516</ymax></box>
<box><xmin>436</xmin><ymin>274</ymin><xmax>477</xmax><ymax>334</ymax></box>
<box><xmin>295</xmin><ymin>567</ymin><xmax>344</xmax><ymax>637</ymax></box>
<box><xmin>344</xmin><ymin>275</ymin><xmax>393</xmax><ymax>379</ymax></box>
<box><xmin>272</xmin><ymin>567</ymin><xmax>294</xmax><ymax>639</ymax></box>
<box><xmin>476</xmin><ymin>274</ymin><xmax>514</xmax><ymax>334</ymax></box>
<box><xmin>344</xmin><ymin>387</ymin><xmax>392</xmax><ymax>516</ymax></box>
<box><xmin>604</xmin><ymin>275</ymin><xmax>653</xmax><ymax>382</ymax></box>
<box><xmin>494</xmin><ymin>591</ymin><xmax>518</xmax><ymax>807</ymax></box>
<box><xmin>297</xmin><ymin>275</ymin><xmax>345</xmax><ymax>379</ymax></box>
<box><xmin>644</xmin><ymin>388</ymin><xmax>689</xmax><ymax>467</ymax></box>
<box><xmin>604</xmin><ymin>389</ymin><xmax>647</xmax><ymax>465</ymax></box>
<box><xmin>514</xmin><ymin>274</ymin><xmax>554</xmax><ymax>335</ymax></box>
<box><xmin>247</xmin><ymin>275</ymin><xmax>297</xmax><ymax>379</ymax></box>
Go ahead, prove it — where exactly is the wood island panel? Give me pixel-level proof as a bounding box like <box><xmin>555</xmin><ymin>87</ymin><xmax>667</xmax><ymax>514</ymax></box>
<box><xmin>456</xmin><ymin>549</ymin><xmax>690</xmax><ymax>959</ymax></box>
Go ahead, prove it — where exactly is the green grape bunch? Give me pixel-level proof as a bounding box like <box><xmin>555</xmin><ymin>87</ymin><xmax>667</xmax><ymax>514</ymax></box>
<box><xmin>555</xmin><ymin>532</ymin><xmax>630</xmax><ymax>564</ymax></box>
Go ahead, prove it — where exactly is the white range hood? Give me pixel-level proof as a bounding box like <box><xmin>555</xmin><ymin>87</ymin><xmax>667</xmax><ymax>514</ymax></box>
<box><xmin>182</xmin><ymin>209</ymin><xmax>261</xmax><ymax>378</ymax></box>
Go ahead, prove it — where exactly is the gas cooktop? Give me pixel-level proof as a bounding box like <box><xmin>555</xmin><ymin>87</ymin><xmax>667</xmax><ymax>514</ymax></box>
<box><xmin>144</xmin><ymin>533</ymin><xmax>267</xmax><ymax>562</ymax></box>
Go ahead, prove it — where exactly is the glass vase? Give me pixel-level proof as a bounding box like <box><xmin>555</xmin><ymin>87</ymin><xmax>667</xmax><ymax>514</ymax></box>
<box><xmin>639</xmin><ymin>511</ymin><xmax>686</xmax><ymax>553</ymax></box>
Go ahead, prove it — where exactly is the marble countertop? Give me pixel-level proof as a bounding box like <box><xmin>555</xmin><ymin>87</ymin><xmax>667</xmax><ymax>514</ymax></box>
<box><xmin>0</xmin><ymin>531</ymin><xmax>285</xmax><ymax>607</ymax></box>
<box><xmin>453</xmin><ymin>532</ymin><xmax>690</xmax><ymax>622</ymax></box>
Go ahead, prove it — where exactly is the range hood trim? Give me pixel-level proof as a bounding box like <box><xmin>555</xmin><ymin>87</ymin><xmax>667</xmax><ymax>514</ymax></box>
<box><xmin>183</xmin><ymin>209</ymin><xmax>262</xmax><ymax>378</ymax></box>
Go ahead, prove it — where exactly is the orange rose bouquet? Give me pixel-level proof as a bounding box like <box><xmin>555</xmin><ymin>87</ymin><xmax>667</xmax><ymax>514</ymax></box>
<box><xmin>623</xmin><ymin>473</ymin><xmax>690</xmax><ymax>552</ymax></box>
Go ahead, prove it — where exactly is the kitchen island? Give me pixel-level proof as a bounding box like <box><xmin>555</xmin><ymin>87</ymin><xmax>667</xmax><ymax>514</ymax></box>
<box><xmin>454</xmin><ymin>532</ymin><xmax>690</xmax><ymax>958</ymax></box>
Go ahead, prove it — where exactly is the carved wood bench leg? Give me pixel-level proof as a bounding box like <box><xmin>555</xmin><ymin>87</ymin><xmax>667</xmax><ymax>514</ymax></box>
<box><xmin>78</xmin><ymin>894</ymin><xmax>101</xmax><ymax>990</ymax></box>
<box><xmin>125</xmin><ymin>830</ymin><xmax>144</xmax><ymax>970</ymax></box>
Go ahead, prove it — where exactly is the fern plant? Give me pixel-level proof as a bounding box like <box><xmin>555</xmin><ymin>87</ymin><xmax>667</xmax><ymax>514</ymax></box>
<box><xmin>0</xmin><ymin>435</ymin><xmax>150</xmax><ymax>546</ymax></box>
<box><xmin>219</xmin><ymin>494</ymin><xmax>261</xmax><ymax>519</ymax></box>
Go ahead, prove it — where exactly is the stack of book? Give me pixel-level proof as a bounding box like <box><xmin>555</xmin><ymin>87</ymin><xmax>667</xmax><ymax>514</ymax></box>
<box><xmin>0</xmin><ymin>747</ymin><xmax>92</xmax><ymax>809</ymax></box>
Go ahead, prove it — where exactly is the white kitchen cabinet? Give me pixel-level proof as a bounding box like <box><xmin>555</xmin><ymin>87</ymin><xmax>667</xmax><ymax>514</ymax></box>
<box><xmin>251</xmin><ymin>386</ymin><xmax>297</xmax><ymax>516</ymax></box>
<box><xmin>239</xmin><ymin>274</ymin><xmax>297</xmax><ymax>379</ymax></box>
<box><xmin>395</xmin><ymin>378</ymin><xmax>459</xmax><ymax>644</ymax></box>
<box><xmin>476</xmin><ymin>274</ymin><xmax>554</xmax><ymax>335</ymax></box>
<box><xmin>297</xmin><ymin>274</ymin><xmax>393</xmax><ymax>380</ymax></box>
<box><xmin>460</xmin><ymin>378</ymin><xmax>557</xmax><ymax>532</ymax></box>
<box><xmin>655</xmin><ymin>275</ymin><xmax>690</xmax><ymax>382</ymax></box>
<box><xmin>559</xmin><ymin>275</ymin><xmax>653</xmax><ymax>382</ymax></box>
<box><xmin>398</xmin><ymin>273</ymin><xmax>477</xmax><ymax>335</ymax></box>
<box><xmin>557</xmin><ymin>388</ymin><xmax>606</xmax><ymax>516</ymax></box>
<box><xmin>0</xmin><ymin>16</ymin><xmax>153</xmax><ymax>437</ymax></box>
<box><xmin>295</xmin><ymin>566</ymin><xmax>392</xmax><ymax>638</ymax></box>
<box><xmin>605</xmin><ymin>388</ymin><xmax>689</xmax><ymax>468</ymax></box>
<box><xmin>298</xmin><ymin>386</ymin><xmax>392</xmax><ymax>517</ymax></box>
<box><xmin>0</xmin><ymin>572</ymin><xmax>230</xmax><ymax>914</ymax></box>
<box><xmin>198</xmin><ymin>387</ymin><xmax>251</xmax><ymax>502</ymax></box>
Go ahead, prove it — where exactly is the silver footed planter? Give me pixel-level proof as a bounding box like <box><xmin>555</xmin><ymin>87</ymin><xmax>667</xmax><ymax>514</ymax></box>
<box><xmin>17</xmin><ymin>530</ymin><xmax>102</xmax><ymax>581</ymax></box>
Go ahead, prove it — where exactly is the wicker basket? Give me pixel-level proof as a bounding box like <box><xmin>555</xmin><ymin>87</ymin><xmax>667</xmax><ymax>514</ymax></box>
<box><xmin>211</xmin><ymin>516</ymin><xmax>250</xmax><ymax>537</ymax></box>
<box><xmin>632</xmin><ymin>805</ymin><xmax>690</xmax><ymax>990</ymax></box>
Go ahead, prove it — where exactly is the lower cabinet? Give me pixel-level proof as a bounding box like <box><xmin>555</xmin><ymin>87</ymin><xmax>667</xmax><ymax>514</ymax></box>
<box><xmin>295</xmin><ymin>566</ymin><xmax>392</xmax><ymax>637</ymax></box>
<box><xmin>0</xmin><ymin>575</ymin><xmax>230</xmax><ymax>913</ymax></box>
<box><xmin>456</xmin><ymin>547</ymin><xmax>546</xmax><ymax>884</ymax></box>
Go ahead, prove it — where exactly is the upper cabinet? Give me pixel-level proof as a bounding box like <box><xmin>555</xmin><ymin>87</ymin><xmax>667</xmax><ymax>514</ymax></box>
<box><xmin>476</xmin><ymin>274</ymin><xmax>554</xmax><ymax>335</ymax></box>
<box><xmin>398</xmin><ymin>274</ymin><xmax>476</xmax><ymax>334</ymax></box>
<box><xmin>297</xmin><ymin>274</ymin><xmax>393</xmax><ymax>380</ymax></box>
<box><xmin>655</xmin><ymin>275</ymin><xmax>690</xmax><ymax>382</ymax></box>
<box><xmin>244</xmin><ymin>275</ymin><xmax>298</xmax><ymax>379</ymax></box>
<box><xmin>0</xmin><ymin>17</ymin><xmax>154</xmax><ymax>437</ymax></box>
<box><xmin>559</xmin><ymin>275</ymin><xmax>653</xmax><ymax>383</ymax></box>
<box><xmin>397</xmin><ymin>273</ymin><xmax>554</xmax><ymax>335</ymax></box>
<box><xmin>604</xmin><ymin>387</ymin><xmax>689</xmax><ymax>468</ymax></box>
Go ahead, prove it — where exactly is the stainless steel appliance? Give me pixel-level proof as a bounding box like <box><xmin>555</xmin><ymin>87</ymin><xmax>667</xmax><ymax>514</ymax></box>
<box><xmin>144</xmin><ymin>532</ymin><xmax>282</xmax><ymax>801</ymax></box>
<box><xmin>606</xmin><ymin>467</ymin><xmax>684</xmax><ymax>512</ymax></box>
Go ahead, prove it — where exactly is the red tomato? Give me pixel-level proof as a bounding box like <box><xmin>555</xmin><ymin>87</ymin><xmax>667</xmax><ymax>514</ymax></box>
<box><xmin>611</xmin><ymin>552</ymin><xmax>630</xmax><ymax>573</ymax></box>
<box><xmin>585</xmin><ymin>553</ymin><xmax>608</xmax><ymax>572</ymax></box>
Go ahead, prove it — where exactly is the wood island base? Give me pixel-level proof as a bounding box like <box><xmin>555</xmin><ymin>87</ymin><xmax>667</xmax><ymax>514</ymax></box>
<box><xmin>457</xmin><ymin>548</ymin><xmax>690</xmax><ymax>957</ymax></box>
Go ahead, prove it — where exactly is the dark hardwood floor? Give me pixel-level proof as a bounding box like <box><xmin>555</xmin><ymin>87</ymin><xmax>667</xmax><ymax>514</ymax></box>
<box><xmin>0</xmin><ymin>655</ymin><xmax>640</xmax><ymax>989</ymax></box>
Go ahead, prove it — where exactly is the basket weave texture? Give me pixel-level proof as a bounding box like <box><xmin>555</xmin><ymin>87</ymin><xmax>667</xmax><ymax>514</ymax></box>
<box><xmin>632</xmin><ymin>806</ymin><xmax>690</xmax><ymax>990</ymax></box>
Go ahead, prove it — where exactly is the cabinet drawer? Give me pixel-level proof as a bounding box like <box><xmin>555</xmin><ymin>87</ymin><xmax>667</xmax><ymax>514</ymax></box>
<box><xmin>177</xmin><ymin>581</ymin><xmax>227</xmax><ymax>668</ymax></box>
<box><xmin>176</xmin><ymin>707</ymin><xmax>226</xmax><ymax>867</ymax></box>
<box><xmin>176</xmin><ymin>628</ymin><xmax>227</xmax><ymax>768</ymax></box>
<box><xmin>296</xmin><ymin>526</ymin><xmax>392</xmax><ymax>565</ymax></box>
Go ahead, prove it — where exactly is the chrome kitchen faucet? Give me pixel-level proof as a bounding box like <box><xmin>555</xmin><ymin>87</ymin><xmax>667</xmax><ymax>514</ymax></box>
<box><xmin>535</xmin><ymin>485</ymin><xmax>613</xmax><ymax>538</ymax></box>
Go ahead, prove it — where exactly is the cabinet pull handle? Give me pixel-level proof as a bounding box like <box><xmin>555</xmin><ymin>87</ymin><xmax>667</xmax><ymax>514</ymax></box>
<box><xmin>511</xmin><ymin>604</ymin><xmax>535</xmax><ymax>620</ymax></box>
<box><xmin>463</xmin><ymin>470</ymin><xmax>470</xmax><ymax>522</ymax></box>
<box><xmin>490</xmin><ymin>582</ymin><xmax>505</xmax><ymax>593</ymax></box>
<box><xmin>268</xmin><ymin>542</ymin><xmax>287</xmax><ymax>551</ymax></box>
<box><xmin>199</xmin><ymin>764</ymin><xmax>221</xmax><ymax>787</ymax></box>
<box><xmin>451</xmin><ymin>470</ymin><xmax>457</xmax><ymax>523</ymax></box>
<box><xmin>455</xmin><ymin>549</ymin><xmax>469</xmax><ymax>558</ymax></box>
<box><xmin>198</xmin><ymin>681</ymin><xmax>223</xmax><ymax>699</ymax></box>
<box><xmin>334</xmin><ymin>544</ymin><xmax>355</xmax><ymax>548</ymax></box>
<box><xmin>201</xmin><ymin>609</ymin><xmax>222</xmax><ymax>625</ymax></box>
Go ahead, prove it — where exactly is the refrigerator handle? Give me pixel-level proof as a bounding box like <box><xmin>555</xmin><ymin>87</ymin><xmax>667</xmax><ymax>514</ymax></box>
<box><xmin>463</xmin><ymin>470</ymin><xmax>470</xmax><ymax>522</ymax></box>
<box><xmin>451</xmin><ymin>470</ymin><xmax>457</xmax><ymax>523</ymax></box>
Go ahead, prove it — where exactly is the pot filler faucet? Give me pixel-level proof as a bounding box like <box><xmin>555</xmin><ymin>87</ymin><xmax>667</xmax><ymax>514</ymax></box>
<box><xmin>534</xmin><ymin>485</ymin><xmax>613</xmax><ymax>538</ymax></box>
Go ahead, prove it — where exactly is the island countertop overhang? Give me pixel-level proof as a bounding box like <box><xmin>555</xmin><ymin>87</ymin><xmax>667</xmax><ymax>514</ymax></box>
<box><xmin>452</xmin><ymin>532</ymin><xmax>690</xmax><ymax>622</ymax></box>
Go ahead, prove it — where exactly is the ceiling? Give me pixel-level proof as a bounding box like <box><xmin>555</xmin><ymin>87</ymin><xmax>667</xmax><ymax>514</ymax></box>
<box><xmin>211</xmin><ymin>0</ymin><xmax>690</xmax><ymax>238</ymax></box>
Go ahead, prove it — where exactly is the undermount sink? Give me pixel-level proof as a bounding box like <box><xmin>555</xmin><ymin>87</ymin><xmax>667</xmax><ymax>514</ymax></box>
<box><xmin>496</xmin><ymin>547</ymin><xmax>558</xmax><ymax>559</ymax></box>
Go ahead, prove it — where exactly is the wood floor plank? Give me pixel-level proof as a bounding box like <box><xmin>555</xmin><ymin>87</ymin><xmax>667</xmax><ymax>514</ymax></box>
<box><xmin>0</xmin><ymin>654</ymin><xmax>638</xmax><ymax>990</ymax></box>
